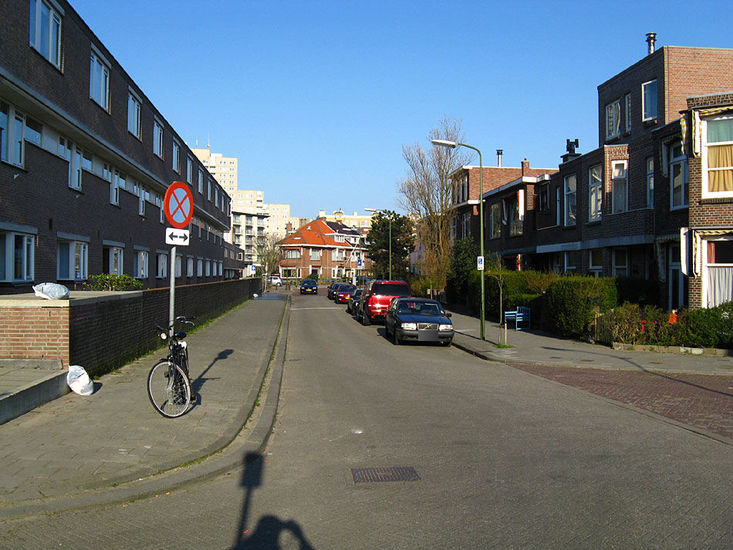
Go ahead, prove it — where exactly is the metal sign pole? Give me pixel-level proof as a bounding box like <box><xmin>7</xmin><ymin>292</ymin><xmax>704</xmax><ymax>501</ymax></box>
<box><xmin>169</xmin><ymin>245</ymin><xmax>176</xmax><ymax>337</ymax></box>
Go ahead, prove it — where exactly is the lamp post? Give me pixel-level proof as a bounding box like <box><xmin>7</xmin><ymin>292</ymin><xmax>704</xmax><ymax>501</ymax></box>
<box><xmin>431</xmin><ymin>139</ymin><xmax>485</xmax><ymax>341</ymax></box>
<box><xmin>365</xmin><ymin>208</ymin><xmax>391</xmax><ymax>279</ymax></box>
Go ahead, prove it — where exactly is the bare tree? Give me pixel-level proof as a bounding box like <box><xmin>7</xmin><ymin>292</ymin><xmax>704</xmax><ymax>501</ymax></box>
<box><xmin>256</xmin><ymin>234</ymin><xmax>284</xmax><ymax>277</ymax></box>
<box><xmin>398</xmin><ymin>117</ymin><xmax>472</xmax><ymax>291</ymax></box>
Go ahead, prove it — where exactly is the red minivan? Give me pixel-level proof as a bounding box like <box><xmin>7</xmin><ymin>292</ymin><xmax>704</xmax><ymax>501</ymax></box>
<box><xmin>359</xmin><ymin>280</ymin><xmax>411</xmax><ymax>325</ymax></box>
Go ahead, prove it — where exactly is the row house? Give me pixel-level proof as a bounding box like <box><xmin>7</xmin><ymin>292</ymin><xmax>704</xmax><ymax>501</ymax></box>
<box><xmin>277</xmin><ymin>218</ymin><xmax>368</xmax><ymax>281</ymax></box>
<box><xmin>455</xmin><ymin>37</ymin><xmax>733</xmax><ymax>310</ymax></box>
<box><xmin>0</xmin><ymin>0</ymin><xmax>242</xmax><ymax>293</ymax></box>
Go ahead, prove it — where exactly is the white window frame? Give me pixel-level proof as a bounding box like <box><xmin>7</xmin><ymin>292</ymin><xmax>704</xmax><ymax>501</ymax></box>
<box><xmin>197</xmin><ymin>259</ymin><xmax>203</xmax><ymax>277</ymax></box>
<box><xmin>642</xmin><ymin>79</ymin><xmax>658</xmax><ymax>121</ymax></box>
<box><xmin>564</xmin><ymin>251</ymin><xmax>577</xmax><ymax>274</ymax></box>
<box><xmin>701</xmin><ymin>114</ymin><xmax>733</xmax><ymax>199</ymax></box>
<box><xmin>58</xmin><ymin>136</ymin><xmax>82</xmax><ymax>190</ymax></box>
<box><xmin>605</xmin><ymin>99</ymin><xmax>621</xmax><ymax>140</ymax></box>
<box><xmin>127</xmin><ymin>91</ymin><xmax>141</xmax><ymax>139</ymax></box>
<box><xmin>489</xmin><ymin>203</ymin><xmax>501</xmax><ymax>239</ymax></box>
<box><xmin>613</xmin><ymin>248</ymin><xmax>628</xmax><ymax>277</ymax></box>
<box><xmin>57</xmin><ymin>239</ymin><xmax>88</xmax><ymax>281</ymax></box>
<box><xmin>611</xmin><ymin>161</ymin><xmax>628</xmax><ymax>213</ymax></box>
<box><xmin>198</xmin><ymin>169</ymin><xmax>204</xmax><ymax>193</ymax></box>
<box><xmin>205</xmin><ymin>260</ymin><xmax>211</xmax><ymax>277</ymax></box>
<box><xmin>589</xmin><ymin>249</ymin><xmax>603</xmax><ymax>277</ymax></box>
<box><xmin>29</xmin><ymin>0</ymin><xmax>62</xmax><ymax>69</ymax></box>
<box><xmin>153</xmin><ymin>119</ymin><xmax>164</xmax><ymax>159</ymax></box>
<box><xmin>646</xmin><ymin>156</ymin><xmax>655</xmax><ymax>207</ymax></box>
<box><xmin>668</xmin><ymin>143</ymin><xmax>688</xmax><ymax>209</ymax></box>
<box><xmin>186</xmin><ymin>256</ymin><xmax>194</xmax><ymax>277</ymax></box>
<box><xmin>0</xmin><ymin>231</ymin><xmax>35</xmax><ymax>282</ymax></box>
<box><xmin>133</xmin><ymin>249</ymin><xmax>148</xmax><ymax>279</ymax></box>
<box><xmin>172</xmin><ymin>140</ymin><xmax>180</xmax><ymax>173</ymax></box>
<box><xmin>186</xmin><ymin>156</ymin><xmax>193</xmax><ymax>183</ymax></box>
<box><xmin>0</xmin><ymin>101</ymin><xmax>26</xmax><ymax>167</ymax></box>
<box><xmin>156</xmin><ymin>252</ymin><xmax>168</xmax><ymax>278</ymax></box>
<box><xmin>563</xmin><ymin>174</ymin><xmax>576</xmax><ymax>227</ymax></box>
<box><xmin>588</xmin><ymin>165</ymin><xmax>602</xmax><ymax>222</ymax></box>
<box><xmin>310</xmin><ymin>248</ymin><xmax>321</xmax><ymax>261</ymax></box>
<box><xmin>106</xmin><ymin>246</ymin><xmax>124</xmax><ymax>276</ymax></box>
<box><xmin>89</xmin><ymin>48</ymin><xmax>110</xmax><ymax>111</ymax></box>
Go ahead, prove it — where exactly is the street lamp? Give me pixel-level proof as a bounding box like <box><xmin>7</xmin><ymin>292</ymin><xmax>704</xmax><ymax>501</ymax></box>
<box><xmin>365</xmin><ymin>208</ymin><xmax>391</xmax><ymax>280</ymax></box>
<box><xmin>432</xmin><ymin>139</ymin><xmax>485</xmax><ymax>341</ymax></box>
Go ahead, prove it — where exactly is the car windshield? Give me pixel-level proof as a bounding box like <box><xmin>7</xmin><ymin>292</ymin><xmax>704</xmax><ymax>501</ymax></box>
<box><xmin>341</xmin><ymin>285</ymin><xmax>356</xmax><ymax>292</ymax></box>
<box><xmin>397</xmin><ymin>300</ymin><xmax>444</xmax><ymax>315</ymax></box>
<box><xmin>372</xmin><ymin>283</ymin><xmax>410</xmax><ymax>297</ymax></box>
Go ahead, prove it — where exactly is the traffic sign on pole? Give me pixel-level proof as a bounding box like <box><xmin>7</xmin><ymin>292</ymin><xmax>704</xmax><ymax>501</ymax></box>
<box><xmin>477</xmin><ymin>256</ymin><xmax>485</xmax><ymax>271</ymax></box>
<box><xmin>166</xmin><ymin>228</ymin><xmax>190</xmax><ymax>246</ymax></box>
<box><xmin>163</xmin><ymin>181</ymin><xmax>194</xmax><ymax>229</ymax></box>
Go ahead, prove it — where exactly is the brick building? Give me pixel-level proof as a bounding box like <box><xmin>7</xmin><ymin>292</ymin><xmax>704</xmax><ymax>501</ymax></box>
<box><xmin>454</xmin><ymin>37</ymin><xmax>733</xmax><ymax>310</ymax></box>
<box><xmin>277</xmin><ymin>218</ymin><xmax>367</xmax><ymax>281</ymax></box>
<box><xmin>0</xmin><ymin>0</ymin><xmax>243</xmax><ymax>293</ymax></box>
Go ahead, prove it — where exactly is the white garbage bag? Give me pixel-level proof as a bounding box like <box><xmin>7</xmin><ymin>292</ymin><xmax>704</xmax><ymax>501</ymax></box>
<box><xmin>33</xmin><ymin>282</ymin><xmax>70</xmax><ymax>300</ymax></box>
<box><xmin>67</xmin><ymin>365</ymin><xmax>93</xmax><ymax>396</ymax></box>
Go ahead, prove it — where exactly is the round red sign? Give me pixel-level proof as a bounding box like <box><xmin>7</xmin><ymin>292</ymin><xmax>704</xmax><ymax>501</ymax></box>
<box><xmin>163</xmin><ymin>181</ymin><xmax>194</xmax><ymax>229</ymax></box>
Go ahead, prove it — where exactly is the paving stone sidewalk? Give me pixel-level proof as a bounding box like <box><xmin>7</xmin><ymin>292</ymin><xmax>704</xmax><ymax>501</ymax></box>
<box><xmin>0</xmin><ymin>295</ymin><xmax>287</xmax><ymax>514</ymax></box>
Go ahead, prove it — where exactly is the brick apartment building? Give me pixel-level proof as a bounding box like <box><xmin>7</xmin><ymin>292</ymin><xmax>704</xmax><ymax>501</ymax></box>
<box><xmin>0</xmin><ymin>0</ymin><xmax>243</xmax><ymax>293</ymax></box>
<box><xmin>454</xmin><ymin>37</ymin><xmax>733</xmax><ymax>310</ymax></box>
<box><xmin>277</xmin><ymin>218</ymin><xmax>368</xmax><ymax>281</ymax></box>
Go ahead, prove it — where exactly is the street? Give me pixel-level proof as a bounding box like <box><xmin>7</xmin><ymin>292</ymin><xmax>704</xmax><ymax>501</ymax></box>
<box><xmin>1</xmin><ymin>292</ymin><xmax>731</xmax><ymax>549</ymax></box>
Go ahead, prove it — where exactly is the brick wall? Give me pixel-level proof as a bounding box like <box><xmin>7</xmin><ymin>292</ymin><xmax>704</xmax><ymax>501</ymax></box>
<box><xmin>0</xmin><ymin>278</ymin><xmax>261</xmax><ymax>376</ymax></box>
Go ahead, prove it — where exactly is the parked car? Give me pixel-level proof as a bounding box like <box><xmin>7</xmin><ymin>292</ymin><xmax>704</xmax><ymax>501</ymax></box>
<box><xmin>269</xmin><ymin>274</ymin><xmax>282</xmax><ymax>287</ymax></box>
<box><xmin>384</xmin><ymin>297</ymin><xmax>454</xmax><ymax>346</ymax></box>
<box><xmin>300</xmin><ymin>279</ymin><xmax>318</xmax><ymax>294</ymax></box>
<box><xmin>359</xmin><ymin>280</ymin><xmax>410</xmax><ymax>325</ymax></box>
<box><xmin>327</xmin><ymin>282</ymin><xmax>349</xmax><ymax>300</ymax></box>
<box><xmin>346</xmin><ymin>289</ymin><xmax>362</xmax><ymax>315</ymax></box>
<box><xmin>326</xmin><ymin>282</ymin><xmax>340</xmax><ymax>300</ymax></box>
<box><xmin>334</xmin><ymin>284</ymin><xmax>356</xmax><ymax>304</ymax></box>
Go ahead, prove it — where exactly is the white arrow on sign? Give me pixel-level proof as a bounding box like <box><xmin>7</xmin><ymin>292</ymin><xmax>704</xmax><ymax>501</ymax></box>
<box><xmin>166</xmin><ymin>228</ymin><xmax>190</xmax><ymax>246</ymax></box>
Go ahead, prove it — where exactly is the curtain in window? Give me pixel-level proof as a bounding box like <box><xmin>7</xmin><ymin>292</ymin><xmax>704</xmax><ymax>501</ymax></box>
<box><xmin>708</xmin><ymin>144</ymin><xmax>733</xmax><ymax>192</ymax></box>
<box><xmin>707</xmin><ymin>266</ymin><xmax>733</xmax><ymax>307</ymax></box>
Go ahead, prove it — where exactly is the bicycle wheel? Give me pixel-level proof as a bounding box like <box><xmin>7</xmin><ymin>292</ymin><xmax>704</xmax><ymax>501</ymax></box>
<box><xmin>147</xmin><ymin>360</ymin><xmax>191</xmax><ymax>418</ymax></box>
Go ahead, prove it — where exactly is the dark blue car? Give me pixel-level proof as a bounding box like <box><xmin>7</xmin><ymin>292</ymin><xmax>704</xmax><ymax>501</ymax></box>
<box><xmin>384</xmin><ymin>298</ymin><xmax>454</xmax><ymax>346</ymax></box>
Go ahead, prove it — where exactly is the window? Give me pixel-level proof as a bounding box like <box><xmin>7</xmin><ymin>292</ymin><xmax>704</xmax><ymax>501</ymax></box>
<box><xmin>89</xmin><ymin>49</ymin><xmax>110</xmax><ymax>111</ymax></box>
<box><xmin>538</xmin><ymin>184</ymin><xmax>549</xmax><ymax>212</ymax></box>
<box><xmin>207</xmin><ymin>179</ymin><xmax>212</xmax><ymax>201</ymax></box>
<box><xmin>197</xmin><ymin>259</ymin><xmax>203</xmax><ymax>277</ymax></box>
<box><xmin>138</xmin><ymin>186</ymin><xmax>146</xmax><ymax>216</ymax></box>
<box><xmin>127</xmin><ymin>92</ymin><xmax>141</xmax><ymax>138</ymax></box>
<box><xmin>489</xmin><ymin>203</ymin><xmax>501</xmax><ymax>239</ymax></box>
<box><xmin>57</xmin><ymin>240</ymin><xmax>88</xmax><ymax>281</ymax></box>
<box><xmin>186</xmin><ymin>157</ymin><xmax>192</xmax><ymax>183</ymax></box>
<box><xmin>555</xmin><ymin>187</ymin><xmax>562</xmax><ymax>226</ymax></box>
<box><xmin>186</xmin><ymin>257</ymin><xmax>194</xmax><ymax>277</ymax></box>
<box><xmin>589</xmin><ymin>249</ymin><xmax>603</xmax><ymax>277</ymax></box>
<box><xmin>156</xmin><ymin>252</ymin><xmax>168</xmax><ymax>278</ymax></box>
<box><xmin>642</xmin><ymin>80</ymin><xmax>658</xmax><ymax>121</ymax></box>
<box><xmin>613</xmin><ymin>248</ymin><xmax>628</xmax><ymax>276</ymax></box>
<box><xmin>564</xmin><ymin>251</ymin><xmax>577</xmax><ymax>274</ymax></box>
<box><xmin>702</xmin><ymin>115</ymin><xmax>733</xmax><ymax>197</ymax></box>
<box><xmin>0</xmin><ymin>101</ymin><xmax>25</xmax><ymax>167</ymax></box>
<box><xmin>175</xmin><ymin>255</ymin><xmax>182</xmax><ymax>278</ymax></box>
<box><xmin>153</xmin><ymin>119</ymin><xmax>164</xmax><ymax>158</ymax></box>
<box><xmin>564</xmin><ymin>174</ymin><xmax>576</xmax><ymax>226</ymax></box>
<box><xmin>705</xmin><ymin>240</ymin><xmax>733</xmax><ymax>307</ymax></box>
<box><xmin>198</xmin><ymin>169</ymin><xmax>204</xmax><ymax>193</ymax></box>
<box><xmin>588</xmin><ymin>165</ymin><xmax>602</xmax><ymax>222</ymax></box>
<box><xmin>309</xmin><ymin>248</ymin><xmax>321</xmax><ymax>261</ymax></box>
<box><xmin>508</xmin><ymin>196</ymin><xmax>522</xmax><ymax>237</ymax></box>
<box><xmin>0</xmin><ymin>231</ymin><xmax>35</xmax><ymax>282</ymax></box>
<box><xmin>611</xmin><ymin>161</ymin><xmax>628</xmax><ymax>213</ymax></box>
<box><xmin>646</xmin><ymin>157</ymin><xmax>655</xmax><ymax>207</ymax></box>
<box><xmin>624</xmin><ymin>93</ymin><xmax>631</xmax><ymax>133</ymax></box>
<box><xmin>172</xmin><ymin>141</ymin><xmax>180</xmax><ymax>172</ymax></box>
<box><xmin>29</xmin><ymin>0</ymin><xmax>62</xmax><ymax>69</ymax></box>
<box><xmin>669</xmin><ymin>143</ymin><xmax>688</xmax><ymax>208</ymax></box>
<box><xmin>205</xmin><ymin>261</ymin><xmax>211</xmax><ymax>277</ymax></box>
<box><xmin>606</xmin><ymin>99</ymin><xmax>621</xmax><ymax>140</ymax></box>
<box><xmin>285</xmin><ymin>249</ymin><xmax>301</xmax><ymax>259</ymax></box>
<box><xmin>103</xmin><ymin>245</ymin><xmax>123</xmax><ymax>276</ymax></box>
<box><xmin>133</xmin><ymin>250</ymin><xmax>148</xmax><ymax>278</ymax></box>
<box><xmin>58</xmin><ymin>136</ymin><xmax>82</xmax><ymax>190</ymax></box>
<box><xmin>110</xmin><ymin>169</ymin><xmax>125</xmax><ymax>205</ymax></box>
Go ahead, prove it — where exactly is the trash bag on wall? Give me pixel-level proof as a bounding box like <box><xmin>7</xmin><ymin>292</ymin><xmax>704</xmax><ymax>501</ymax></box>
<box><xmin>32</xmin><ymin>283</ymin><xmax>70</xmax><ymax>300</ymax></box>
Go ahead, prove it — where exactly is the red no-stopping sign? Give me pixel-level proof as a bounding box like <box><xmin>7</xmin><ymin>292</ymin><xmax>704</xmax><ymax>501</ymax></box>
<box><xmin>163</xmin><ymin>181</ymin><xmax>194</xmax><ymax>229</ymax></box>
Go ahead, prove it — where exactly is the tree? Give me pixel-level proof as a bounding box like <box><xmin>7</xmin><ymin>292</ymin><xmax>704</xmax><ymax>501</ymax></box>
<box><xmin>366</xmin><ymin>210</ymin><xmax>413</xmax><ymax>280</ymax></box>
<box><xmin>446</xmin><ymin>236</ymin><xmax>479</xmax><ymax>305</ymax></box>
<box><xmin>256</xmin><ymin>234</ymin><xmax>284</xmax><ymax>277</ymax></box>
<box><xmin>398</xmin><ymin>117</ymin><xmax>472</xmax><ymax>292</ymax></box>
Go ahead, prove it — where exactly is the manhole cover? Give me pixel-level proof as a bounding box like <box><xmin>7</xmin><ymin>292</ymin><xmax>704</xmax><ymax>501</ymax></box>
<box><xmin>351</xmin><ymin>466</ymin><xmax>420</xmax><ymax>483</ymax></box>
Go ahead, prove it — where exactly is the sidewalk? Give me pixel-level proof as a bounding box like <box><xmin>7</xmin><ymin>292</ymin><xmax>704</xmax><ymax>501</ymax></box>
<box><xmin>447</xmin><ymin>309</ymin><xmax>733</xmax><ymax>376</ymax></box>
<box><xmin>0</xmin><ymin>293</ymin><xmax>289</xmax><ymax>521</ymax></box>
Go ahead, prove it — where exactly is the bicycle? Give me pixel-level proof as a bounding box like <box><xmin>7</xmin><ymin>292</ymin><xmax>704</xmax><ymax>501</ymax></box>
<box><xmin>147</xmin><ymin>315</ymin><xmax>195</xmax><ymax>418</ymax></box>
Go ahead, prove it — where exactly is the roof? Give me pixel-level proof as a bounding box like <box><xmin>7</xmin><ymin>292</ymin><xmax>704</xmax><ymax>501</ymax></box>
<box><xmin>277</xmin><ymin>218</ymin><xmax>363</xmax><ymax>249</ymax></box>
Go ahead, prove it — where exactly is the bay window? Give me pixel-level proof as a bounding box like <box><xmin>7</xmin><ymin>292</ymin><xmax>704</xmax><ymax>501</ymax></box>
<box><xmin>702</xmin><ymin>115</ymin><xmax>733</xmax><ymax>197</ymax></box>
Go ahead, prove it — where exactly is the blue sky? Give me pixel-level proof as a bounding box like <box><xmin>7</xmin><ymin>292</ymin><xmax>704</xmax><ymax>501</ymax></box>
<box><xmin>70</xmin><ymin>0</ymin><xmax>732</xmax><ymax>218</ymax></box>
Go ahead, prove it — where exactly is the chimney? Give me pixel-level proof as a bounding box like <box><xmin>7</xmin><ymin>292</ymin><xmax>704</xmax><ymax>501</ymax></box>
<box><xmin>496</xmin><ymin>149</ymin><xmax>503</xmax><ymax>168</ymax></box>
<box><xmin>561</xmin><ymin>139</ymin><xmax>581</xmax><ymax>163</ymax></box>
<box><xmin>521</xmin><ymin>158</ymin><xmax>530</xmax><ymax>176</ymax></box>
<box><xmin>646</xmin><ymin>32</ymin><xmax>657</xmax><ymax>55</ymax></box>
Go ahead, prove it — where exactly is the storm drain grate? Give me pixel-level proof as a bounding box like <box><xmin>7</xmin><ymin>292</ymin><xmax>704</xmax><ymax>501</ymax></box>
<box><xmin>352</xmin><ymin>466</ymin><xmax>420</xmax><ymax>483</ymax></box>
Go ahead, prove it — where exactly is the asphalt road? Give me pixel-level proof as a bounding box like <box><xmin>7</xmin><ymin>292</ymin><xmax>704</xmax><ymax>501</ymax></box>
<box><xmin>2</xmin><ymin>293</ymin><xmax>730</xmax><ymax>549</ymax></box>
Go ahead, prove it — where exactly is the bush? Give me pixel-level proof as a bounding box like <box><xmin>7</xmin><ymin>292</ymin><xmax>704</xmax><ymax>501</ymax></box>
<box><xmin>543</xmin><ymin>276</ymin><xmax>617</xmax><ymax>338</ymax></box>
<box><xmin>84</xmin><ymin>274</ymin><xmax>143</xmax><ymax>291</ymax></box>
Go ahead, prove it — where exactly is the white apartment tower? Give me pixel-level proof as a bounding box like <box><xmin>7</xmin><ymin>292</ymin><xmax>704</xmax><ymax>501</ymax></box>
<box><xmin>191</xmin><ymin>146</ymin><xmax>238</xmax><ymax>195</ymax></box>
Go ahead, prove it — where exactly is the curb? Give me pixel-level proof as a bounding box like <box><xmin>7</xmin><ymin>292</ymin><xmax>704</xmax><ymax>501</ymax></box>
<box><xmin>0</xmin><ymin>297</ymin><xmax>291</xmax><ymax>522</ymax></box>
